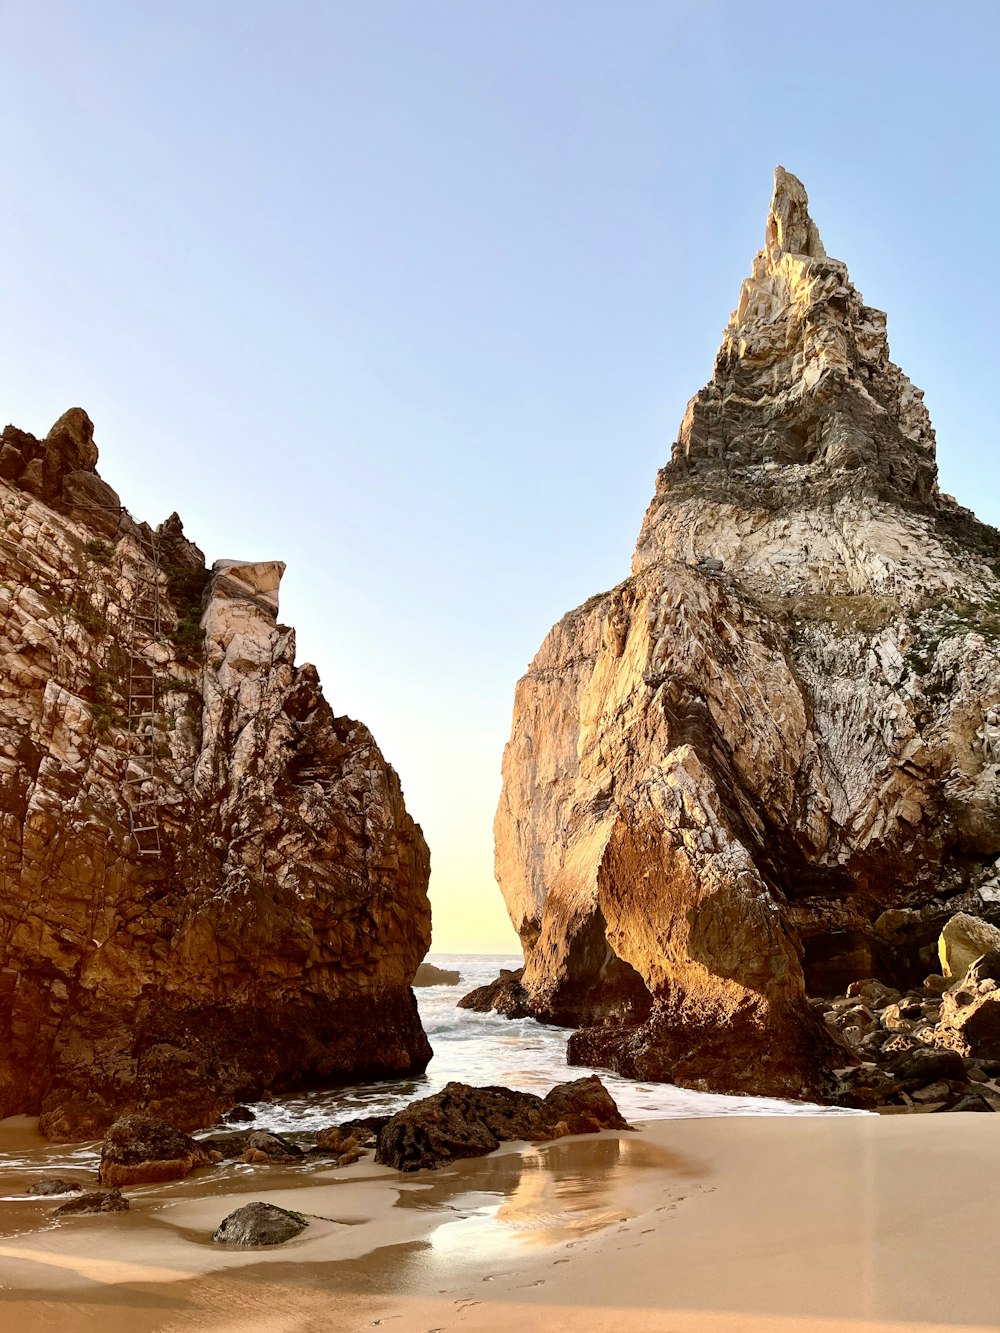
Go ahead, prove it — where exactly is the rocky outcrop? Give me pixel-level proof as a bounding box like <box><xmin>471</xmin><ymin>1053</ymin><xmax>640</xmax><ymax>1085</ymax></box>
<box><xmin>0</xmin><ymin>410</ymin><xmax>432</xmax><ymax>1139</ymax></box>
<box><xmin>375</xmin><ymin>1075</ymin><xmax>629</xmax><ymax>1171</ymax></box>
<box><xmin>492</xmin><ymin>168</ymin><xmax>1000</xmax><ymax>1099</ymax></box>
<box><xmin>413</xmin><ymin>962</ymin><xmax>461</xmax><ymax>986</ymax></box>
<box><xmin>458</xmin><ymin>967</ymin><xmax>533</xmax><ymax>1018</ymax></box>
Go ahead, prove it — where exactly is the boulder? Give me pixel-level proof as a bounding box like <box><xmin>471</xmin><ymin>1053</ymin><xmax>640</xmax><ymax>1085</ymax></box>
<box><xmin>845</xmin><ymin>979</ymin><xmax>900</xmax><ymax>1009</ymax></box>
<box><xmin>458</xmin><ymin>968</ymin><xmax>533</xmax><ymax>1018</ymax></box>
<box><xmin>935</xmin><ymin>1092</ymin><xmax>997</xmax><ymax>1113</ymax></box>
<box><xmin>935</xmin><ymin>988</ymin><xmax>1000</xmax><ymax>1062</ymax></box>
<box><xmin>375</xmin><ymin>1076</ymin><xmax>628</xmax><ymax>1172</ymax></box>
<box><xmin>886</xmin><ymin>1047</ymin><xmax>966</xmax><ymax>1089</ymax></box>
<box><xmin>100</xmin><ymin>1114</ymin><xmax>213</xmax><ymax>1187</ymax></box>
<box><xmin>939</xmin><ymin>914</ymin><xmax>1000</xmax><ymax>983</ymax></box>
<box><xmin>26</xmin><ymin>1178</ymin><xmax>82</xmax><ymax>1196</ymax></box>
<box><xmin>241</xmin><ymin>1130</ymin><xmax>303</xmax><ymax>1163</ymax></box>
<box><xmin>221</xmin><ymin>1105</ymin><xmax>255</xmax><ymax>1124</ymax></box>
<box><xmin>413</xmin><ymin>962</ymin><xmax>461</xmax><ymax>986</ymax></box>
<box><xmin>212</xmin><ymin>1201</ymin><xmax>308</xmax><ymax>1246</ymax></box>
<box><xmin>55</xmin><ymin>1189</ymin><xmax>129</xmax><ymax>1216</ymax></box>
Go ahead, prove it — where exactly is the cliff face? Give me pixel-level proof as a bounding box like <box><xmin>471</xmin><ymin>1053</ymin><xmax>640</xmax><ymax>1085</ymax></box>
<box><xmin>493</xmin><ymin>169</ymin><xmax>1000</xmax><ymax>1100</ymax></box>
<box><xmin>0</xmin><ymin>410</ymin><xmax>431</xmax><ymax>1139</ymax></box>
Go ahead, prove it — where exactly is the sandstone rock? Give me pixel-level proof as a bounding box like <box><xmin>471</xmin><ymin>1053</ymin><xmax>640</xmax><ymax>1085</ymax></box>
<box><xmin>212</xmin><ymin>1201</ymin><xmax>307</xmax><ymax>1246</ymax></box>
<box><xmin>0</xmin><ymin>412</ymin><xmax>432</xmax><ymax>1139</ymax></box>
<box><xmin>26</xmin><ymin>1178</ymin><xmax>82</xmax><ymax>1196</ymax></box>
<box><xmin>99</xmin><ymin>1114</ymin><xmax>213</xmax><ymax>1187</ymax></box>
<box><xmin>375</xmin><ymin>1076</ymin><xmax>628</xmax><ymax>1172</ymax></box>
<box><xmin>413</xmin><ymin>963</ymin><xmax>462</xmax><ymax>986</ymax></box>
<box><xmin>54</xmin><ymin>1189</ymin><xmax>129</xmax><ymax>1216</ymax></box>
<box><xmin>939</xmin><ymin>914</ymin><xmax>1000</xmax><ymax>982</ymax></box>
<box><xmin>492</xmin><ymin>167</ymin><xmax>1000</xmax><ymax>1099</ymax></box>
<box><xmin>935</xmin><ymin>988</ymin><xmax>1000</xmax><ymax>1061</ymax></box>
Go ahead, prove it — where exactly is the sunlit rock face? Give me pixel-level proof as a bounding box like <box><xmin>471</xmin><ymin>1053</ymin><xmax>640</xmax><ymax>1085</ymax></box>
<box><xmin>0</xmin><ymin>412</ymin><xmax>431</xmax><ymax>1139</ymax></box>
<box><xmin>494</xmin><ymin>168</ymin><xmax>1000</xmax><ymax>1100</ymax></box>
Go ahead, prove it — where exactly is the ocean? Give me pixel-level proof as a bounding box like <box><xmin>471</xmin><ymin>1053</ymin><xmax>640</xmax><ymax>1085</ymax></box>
<box><xmin>249</xmin><ymin>952</ymin><xmax>855</xmax><ymax>1135</ymax></box>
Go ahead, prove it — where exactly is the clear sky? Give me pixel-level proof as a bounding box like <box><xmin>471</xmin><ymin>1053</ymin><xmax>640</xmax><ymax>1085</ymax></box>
<box><xmin>2</xmin><ymin>2</ymin><xmax>998</xmax><ymax>952</ymax></box>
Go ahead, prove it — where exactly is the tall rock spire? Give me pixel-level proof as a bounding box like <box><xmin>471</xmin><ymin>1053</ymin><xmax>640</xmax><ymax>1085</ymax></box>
<box><xmin>666</xmin><ymin>166</ymin><xmax>937</xmax><ymax>499</ymax></box>
<box><xmin>488</xmin><ymin>167</ymin><xmax>1000</xmax><ymax>1106</ymax></box>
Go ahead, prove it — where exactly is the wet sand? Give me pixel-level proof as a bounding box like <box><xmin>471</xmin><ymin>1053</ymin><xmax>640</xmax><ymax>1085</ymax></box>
<box><xmin>1</xmin><ymin>1113</ymin><xmax>999</xmax><ymax>1332</ymax></box>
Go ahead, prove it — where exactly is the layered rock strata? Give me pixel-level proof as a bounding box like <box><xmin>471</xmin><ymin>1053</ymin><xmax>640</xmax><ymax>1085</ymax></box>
<box><xmin>490</xmin><ymin>169</ymin><xmax>1000</xmax><ymax>1099</ymax></box>
<box><xmin>0</xmin><ymin>409</ymin><xmax>431</xmax><ymax>1139</ymax></box>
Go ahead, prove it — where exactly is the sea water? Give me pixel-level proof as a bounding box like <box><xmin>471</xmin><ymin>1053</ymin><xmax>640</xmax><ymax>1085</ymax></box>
<box><xmin>248</xmin><ymin>952</ymin><xmax>858</xmax><ymax>1135</ymax></box>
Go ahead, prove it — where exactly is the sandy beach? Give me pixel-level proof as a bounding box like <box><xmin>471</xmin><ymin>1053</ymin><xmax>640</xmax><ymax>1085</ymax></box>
<box><xmin>2</xmin><ymin>1113</ymin><xmax>999</xmax><ymax>1333</ymax></box>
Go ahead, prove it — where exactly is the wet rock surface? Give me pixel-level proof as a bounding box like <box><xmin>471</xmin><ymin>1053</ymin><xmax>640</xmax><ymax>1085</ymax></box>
<box><xmin>458</xmin><ymin>967</ymin><xmax>533</xmax><ymax>1018</ymax></box>
<box><xmin>212</xmin><ymin>1201</ymin><xmax>308</xmax><ymax>1246</ymax></box>
<box><xmin>490</xmin><ymin>167</ymin><xmax>1000</xmax><ymax>1100</ymax></box>
<box><xmin>54</xmin><ymin>1189</ymin><xmax>129</xmax><ymax>1216</ymax></box>
<box><xmin>0</xmin><ymin>410</ymin><xmax>432</xmax><ymax>1140</ymax></box>
<box><xmin>99</xmin><ymin>1114</ymin><xmax>213</xmax><ymax>1187</ymax></box>
<box><xmin>26</xmin><ymin>1178</ymin><xmax>82</xmax><ymax>1196</ymax></box>
<box><xmin>375</xmin><ymin>1075</ymin><xmax>629</xmax><ymax>1172</ymax></box>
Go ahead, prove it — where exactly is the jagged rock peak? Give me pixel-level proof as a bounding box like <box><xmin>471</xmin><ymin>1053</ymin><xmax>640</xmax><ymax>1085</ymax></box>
<box><xmin>661</xmin><ymin>165</ymin><xmax>937</xmax><ymax>501</ymax></box>
<box><xmin>765</xmin><ymin>166</ymin><xmax>826</xmax><ymax>260</ymax></box>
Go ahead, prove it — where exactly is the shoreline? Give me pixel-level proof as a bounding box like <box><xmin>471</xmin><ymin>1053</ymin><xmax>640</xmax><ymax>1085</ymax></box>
<box><xmin>2</xmin><ymin>1114</ymin><xmax>999</xmax><ymax>1332</ymax></box>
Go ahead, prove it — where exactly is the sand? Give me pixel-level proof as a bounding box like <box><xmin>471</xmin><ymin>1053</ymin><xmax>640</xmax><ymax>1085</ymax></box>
<box><xmin>1</xmin><ymin>1113</ymin><xmax>998</xmax><ymax>1333</ymax></box>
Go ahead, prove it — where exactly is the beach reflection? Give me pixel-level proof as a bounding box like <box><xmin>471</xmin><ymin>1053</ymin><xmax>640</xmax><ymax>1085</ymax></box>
<box><xmin>409</xmin><ymin>1134</ymin><xmax>697</xmax><ymax>1260</ymax></box>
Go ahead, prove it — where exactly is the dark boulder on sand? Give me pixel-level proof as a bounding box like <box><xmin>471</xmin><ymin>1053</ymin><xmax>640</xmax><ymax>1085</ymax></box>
<box><xmin>212</xmin><ymin>1201</ymin><xmax>308</xmax><ymax>1246</ymax></box>
<box><xmin>375</xmin><ymin>1075</ymin><xmax>628</xmax><ymax>1172</ymax></box>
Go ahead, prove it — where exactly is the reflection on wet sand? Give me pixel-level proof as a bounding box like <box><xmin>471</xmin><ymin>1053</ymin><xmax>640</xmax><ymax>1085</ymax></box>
<box><xmin>0</xmin><ymin>1130</ymin><xmax>703</xmax><ymax>1333</ymax></box>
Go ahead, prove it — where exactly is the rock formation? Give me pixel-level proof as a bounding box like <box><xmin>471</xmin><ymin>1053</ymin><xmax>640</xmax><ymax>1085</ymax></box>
<box><xmin>489</xmin><ymin>168</ymin><xmax>1000</xmax><ymax>1100</ymax></box>
<box><xmin>375</xmin><ymin>1075</ymin><xmax>629</xmax><ymax>1171</ymax></box>
<box><xmin>0</xmin><ymin>409</ymin><xmax>432</xmax><ymax>1139</ymax></box>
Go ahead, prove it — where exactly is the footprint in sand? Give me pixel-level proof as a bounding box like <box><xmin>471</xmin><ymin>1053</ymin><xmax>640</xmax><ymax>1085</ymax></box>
<box><xmin>518</xmin><ymin>1279</ymin><xmax>545</xmax><ymax>1288</ymax></box>
<box><xmin>456</xmin><ymin>1299</ymin><xmax>482</xmax><ymax>1310</ymax></box>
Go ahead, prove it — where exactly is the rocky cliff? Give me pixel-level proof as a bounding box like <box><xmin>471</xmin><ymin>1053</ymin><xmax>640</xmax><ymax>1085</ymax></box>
<box><xmin>0</xmin><ymin>409</ymin><xmax>431</xmax><ymax>1139</ymax></box>
<box><xmin>490</xmin><ymin>168</ymin><xmax>1000</xmax><ymax>1100</ymax></box>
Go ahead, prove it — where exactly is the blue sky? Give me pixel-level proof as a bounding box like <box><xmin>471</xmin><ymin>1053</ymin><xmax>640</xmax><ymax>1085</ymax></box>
<box><xmin>2</xmin><ymin>2</ymin><xmax>998</xmax><ymax>950</ymax></box>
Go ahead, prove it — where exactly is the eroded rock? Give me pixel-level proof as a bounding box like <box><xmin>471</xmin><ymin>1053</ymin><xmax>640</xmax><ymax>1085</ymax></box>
<box><xmin>939</xmin><ymin>914</ymin><xmax>1000</xmax><ymax>982</ymax></box>
<box><xmin>491</xmin><ymin>167</ymin><xmax>1000</xmax><ymax>1099</ymax></box>
<box><xmin>0</xmin><ymin>412</ymin><xmax>432</xmax><ymax>1139</ymax></box>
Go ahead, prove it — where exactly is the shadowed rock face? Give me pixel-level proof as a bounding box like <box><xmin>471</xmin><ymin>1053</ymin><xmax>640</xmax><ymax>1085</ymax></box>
<box><xmin>0</xmin><ymin>412</ymin><xmax>431</xmax><ymax>1139</ymax></box>
<box><xmin>493</xmin><ymin>168</ymin><xmax>1000</xmax><ymax>1099</ymax></box>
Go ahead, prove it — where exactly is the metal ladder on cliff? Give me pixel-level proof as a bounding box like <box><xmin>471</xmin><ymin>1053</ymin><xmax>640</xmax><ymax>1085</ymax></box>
<box><xmin>121</xmin><ymin>524</ymin><xmax>164</xmax><ymax>858</ymax></box>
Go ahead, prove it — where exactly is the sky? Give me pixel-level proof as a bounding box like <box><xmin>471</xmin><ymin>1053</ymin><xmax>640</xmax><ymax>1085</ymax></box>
<box><xmin>1</xmin><ymin>2</ymin><xmax>998</xmax><ymax>952</ymax></box>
